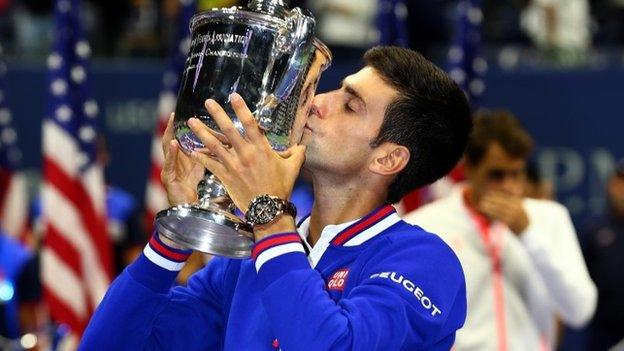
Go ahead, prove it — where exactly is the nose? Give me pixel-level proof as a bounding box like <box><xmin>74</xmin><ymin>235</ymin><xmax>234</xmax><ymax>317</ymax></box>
<box><xmin>310</xmin><ymin>92</ymin><xmax>332</xmax><ymax>119</ymax></box>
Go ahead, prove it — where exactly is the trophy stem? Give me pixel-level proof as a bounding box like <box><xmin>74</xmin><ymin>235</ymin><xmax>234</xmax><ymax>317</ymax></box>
<box><xmin>197</xmin><ymin>171</ymin><xmax>236</xmax><ymax>213</ymax></box>
<box><xmin>155</xmin><ymin>170</ymin><xmax>254</xmax><ymax>258</ymax></box>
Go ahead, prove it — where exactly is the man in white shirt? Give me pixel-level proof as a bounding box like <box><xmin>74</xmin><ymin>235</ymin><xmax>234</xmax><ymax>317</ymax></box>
<box><xmin>404</xmin><ymin>110</ymin><xmax>597</xmax><ymax>350</ymax></box>
<box><xmin>521</xmin><ymin>0</ymin><xmax>591</xmax><ymax>56</ymax></box>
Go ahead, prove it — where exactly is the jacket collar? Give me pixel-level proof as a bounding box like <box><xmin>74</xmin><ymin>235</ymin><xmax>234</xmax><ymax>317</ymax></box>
<box><xmin>297</xmin><ymin>204</ymin><xmax>401</xmax><ymax>248</ymax></box>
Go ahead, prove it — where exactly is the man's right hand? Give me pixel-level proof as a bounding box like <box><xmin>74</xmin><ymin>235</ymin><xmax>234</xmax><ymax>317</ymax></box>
<box><xmin>161</xmin><ymin>113</ymin><xmax>205</xmax><ymax>206</ymax></box>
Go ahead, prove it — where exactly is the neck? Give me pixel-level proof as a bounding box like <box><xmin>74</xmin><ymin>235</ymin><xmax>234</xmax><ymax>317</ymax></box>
<box><xmin>306</xmin><ymin>174</ymin><xmax>388</xmax><ymax>247</ymax></box>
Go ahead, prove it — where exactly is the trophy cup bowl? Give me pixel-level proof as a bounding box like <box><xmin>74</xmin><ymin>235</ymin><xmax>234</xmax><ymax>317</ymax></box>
<box><xmin>155</xmin><ymin>0</ymin><xmax>332</xmax><ymax>258</ymax></box>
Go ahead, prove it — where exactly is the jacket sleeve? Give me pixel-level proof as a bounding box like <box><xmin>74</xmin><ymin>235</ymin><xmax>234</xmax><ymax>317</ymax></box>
<box><xmin>80</xmin><ymin>234</ymin><xmax>228</xmax><ymax>350</ymax></box>
<box><xmin>252</xmin><ymin>232</ymin><xmax>467</xmax><ymax>351</ymax></box>
<box><xmin>520</xmin><ymin>201</ymin><xmax>597</xmax><ymax>328</ymax></box>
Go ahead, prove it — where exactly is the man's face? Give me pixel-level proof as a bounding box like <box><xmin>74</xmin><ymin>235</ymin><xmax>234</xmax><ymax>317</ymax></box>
<box><xmin>300</xmin><ymin>66</ymin><xmax>398</xmax><ymax>177</ymax></box>
<box><xmin>467</xmin><ymin>142</ymin><xmax>526</xmax><ymax>200</ymax></box>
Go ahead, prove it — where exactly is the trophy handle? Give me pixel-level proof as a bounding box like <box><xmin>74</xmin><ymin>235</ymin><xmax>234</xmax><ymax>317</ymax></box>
<box><xmin>255</xmin><ymin>8</ymin><xmax>316</xmax><ymax>130</ymax></box>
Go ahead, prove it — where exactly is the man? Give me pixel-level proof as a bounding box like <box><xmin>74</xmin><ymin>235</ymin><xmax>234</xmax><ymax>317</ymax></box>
<box><xmin>80</xmin><ymin>46</ymin><xmax>472</xmax><ymax>350</ymax></box>
<box><xmin>582</xmin><ymin>159</ymin><xmax>624</xmax><ymax>350</ymax></box>
<box><xmin>404</xmin><ymin>111</ymin><xmax>597</xmax><ymax>350</ymax></box>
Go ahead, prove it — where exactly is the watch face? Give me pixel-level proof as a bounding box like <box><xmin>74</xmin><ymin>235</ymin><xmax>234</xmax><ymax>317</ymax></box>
<box><xmin>249</xmin><ymin>195</ymin><xmax>279</xmax><ymax>225</ymax></box>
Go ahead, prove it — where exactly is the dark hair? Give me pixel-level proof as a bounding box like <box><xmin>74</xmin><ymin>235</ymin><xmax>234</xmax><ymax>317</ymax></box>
<box><xmin>366</xmin><ymin>46</ymin><xmax>472</xmax><ymax>203</ymax></box>
<box><xmin>465</xmin><ymin>110</ymin><xmax>533</xmax><ymax>165</ymax></box>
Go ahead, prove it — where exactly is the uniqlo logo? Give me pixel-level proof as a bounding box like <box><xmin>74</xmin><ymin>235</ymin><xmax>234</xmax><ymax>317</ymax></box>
<box><xmin>327</xmin><ymin>268</ymin><xmax>349</xmax><ymax>291</ymax></box>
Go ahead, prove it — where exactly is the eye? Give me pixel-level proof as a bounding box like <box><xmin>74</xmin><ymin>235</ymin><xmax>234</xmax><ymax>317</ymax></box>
<box><xmin>345</xmin><ymin>99</ymin><xmax>361</xmax><ymax>113</ymax></box>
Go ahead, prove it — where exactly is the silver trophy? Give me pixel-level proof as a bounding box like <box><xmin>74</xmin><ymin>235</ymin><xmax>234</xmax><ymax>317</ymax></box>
<box><xmin>155</xmin><ymin>0</ymin><xmax>332</xmax><ymax>258</ymax></box>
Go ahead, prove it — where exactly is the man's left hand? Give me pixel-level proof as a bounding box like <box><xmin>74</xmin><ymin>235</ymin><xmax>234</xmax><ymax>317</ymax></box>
<box><xmin>478</xmin><ymin>191</ymin><xmax>530</xmax><ymax>235</ymax></box>
<box><xmin>188</xmin><ymin>93</ymin><xmax>306</xmax><ymax>216</ymax></box>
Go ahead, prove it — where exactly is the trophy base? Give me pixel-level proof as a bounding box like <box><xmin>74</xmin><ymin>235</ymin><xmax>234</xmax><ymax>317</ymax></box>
<box><xmin>155</xmin><ymin>204</ymin><xmax>254</xmax><ymax>258</ymax></box>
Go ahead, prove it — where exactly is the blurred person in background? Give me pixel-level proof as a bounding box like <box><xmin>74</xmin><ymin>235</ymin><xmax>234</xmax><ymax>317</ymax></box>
<box><xmin>308</xmin><ymin>0</ymin><xmax>378</xmax><ymax>57</ymax></box>
<box><xmin>520</xmin><ymin>0</ymin><xmax>592</xmax><ymax>65</ymax></box>
<box><xmin>115</xmin><ymin>0</ymin><xmax>161</xmax><ymax>56</ymax></box>
<box><xmin>97</xmin><ymin>136</ymin><xmax>148</xmax><ymax>275</ymax></box>
<box><xmin>582</xmin><ymin>158</ymin><xmax>624</xmax><ymax>350</ymax></box>
<box><xmin>12</xmin><ymin>0</ymin><xmax>53</xmax><ymax>56</ymax></box>
<box><xmin>404</xmin><ymin>110</ymin><xmax>597</xmax><ymax>350</ymax></box>
<box><xmin>0</xmin><ymin>231</ymin><xmax>43</xmax><ymax>348</ymax></box>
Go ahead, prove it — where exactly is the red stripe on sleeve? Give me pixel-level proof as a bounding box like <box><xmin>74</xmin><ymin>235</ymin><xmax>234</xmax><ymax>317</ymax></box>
<box><xmin>252</xmin><ymin>233</ymin><xmax>301</xmax><ymax>259</ymax></box>
<box><xmin>149</xmin><ymin>236</ymin><xmax>191</xmax><ymax>262</ymax></box>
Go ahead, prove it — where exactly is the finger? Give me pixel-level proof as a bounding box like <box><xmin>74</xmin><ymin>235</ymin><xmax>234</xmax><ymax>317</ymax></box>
<box><xmin>205</xmin><ymin>126</ymin><xmax>231</xmax><ymax>146</ymax></box>
<box><xmin>162</xmin><ymin>113</ymin><xmax>175</xmax><ymax>156</ymax></box>
<box><xmin>161</xmin><ymin>140</ymin><xmax>178</xmax><ymax>184</ymax></box>
<box><xmin>188</xmin><ymin>118</ymin><xmax>236</xmax><ymax>167</ymax></box>
<box><xmin>229</xmin><ymin>93</ymin><xmax>264</xmax><ymax>143</ymax></box>
<box><xmin>481</xmin><ymin>192</ymin><xmax>510</xmax><ymax>207</ymax></box>
<box><xmin>478</xmin><ymin>200</ymin><xmax>499</xmax><ymax>216</ymax></box>
<box><xmin>483</xmin><ymin>202</ymin><xmax>511</xmax><ymax>218</ymax></box>
<box><xmin>172</xmin><ymin>140</ymin><xmax>196</xmax><ymax>173</ymax></box>
<box><xmin>487</xmin><ymin>195</ymin><xmax>517</xmax><ymax>210</ymax></box>
<box><xmin>205</xmin><ymin>99</ymin><xmax>246</xmax><ymax>151</ymax></box>
<box><xmin>190</xmin><ymin>150</ymin><xmax>228</xmax><ymax>181</ymax></box>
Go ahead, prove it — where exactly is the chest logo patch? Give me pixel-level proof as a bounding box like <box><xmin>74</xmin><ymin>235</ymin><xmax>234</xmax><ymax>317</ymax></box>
<box><xmin>327</xmin><ymin>268</ymin><xmax>350</xmax><ymax>291</ymax></box>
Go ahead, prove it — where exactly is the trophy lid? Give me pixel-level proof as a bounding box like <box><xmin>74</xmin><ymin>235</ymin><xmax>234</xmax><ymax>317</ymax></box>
<box><xmin>246</xmin><ymin>0</ymin><xmax>290</xmax><ymax>18</ymax></box>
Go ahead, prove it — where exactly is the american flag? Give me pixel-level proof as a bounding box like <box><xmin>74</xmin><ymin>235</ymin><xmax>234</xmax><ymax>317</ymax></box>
<box><xmin>41</xmin><ymin>0</ymin><xmax>111</xmax><ymax>344</ymax></box>
<box><xmin>447</xmin><ymin>0</ymin><xmax>487</xmax><ymax>108</ymax></box>
<box><xmin>144</xmin><ymin>0</ymin><xmax>195</xmax><ymax>231</ymax></box>
<box><xmin>0</xmin><ymin>44</ymin><xmax>29</xmax><ymax>241</ymax></box>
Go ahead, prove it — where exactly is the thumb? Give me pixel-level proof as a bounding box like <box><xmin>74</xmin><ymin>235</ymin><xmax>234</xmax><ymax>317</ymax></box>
<box><xmin>278</xmin><ymin>144</ymin><xmax>305</xmax><ymax>157</ymax></box>
<box><xmin>290</xmin><ymin>144</ymin><xmax>306</xmax><ymax>167</ymax></box>
<box><xmin>161</xmin><ymin>140</ymin><xmax>179</xmax><ymax>183</ymax></box>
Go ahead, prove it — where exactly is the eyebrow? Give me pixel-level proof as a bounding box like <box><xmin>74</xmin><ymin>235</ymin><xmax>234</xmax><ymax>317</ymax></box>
<box><xmin>341</xmin><ymin>79</ymin><xmax>367</xmax><ymax>109</ymax></box>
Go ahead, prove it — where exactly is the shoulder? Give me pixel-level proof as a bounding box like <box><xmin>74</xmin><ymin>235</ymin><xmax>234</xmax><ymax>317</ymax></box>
<box><xmin>404</xmin><ymin>196</ymin><xmax>457</xmax><ymax>222</ymax></box>
<box><xmin>402</xmin><ymin>196</ymin><xmax>466</xmax><ymax>240</ymax></box>
<box><xmin>523</xmin><ymin>198</ymin><xmax>572</xmax><ymax>222</ymax></box>
<box><xmin>369</xmin><ymin>221</ymin><xmax>465</xmax><ymax>281</ymax></box>
<box><xmin>359</xmin><ymin>222</ymin><xmax>467</xmax><ymax>333</ymax></box>
<box><xmin>524</xmin><ymin>198</ymin><xmax>568</xmax><ymax>214</ymax></box>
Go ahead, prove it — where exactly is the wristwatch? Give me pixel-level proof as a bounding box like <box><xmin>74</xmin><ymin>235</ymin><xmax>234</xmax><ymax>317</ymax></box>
<box><xmin>245</xmin><ymin>194</ymin><xmax>297</xmax><ymax>227</ymax></box>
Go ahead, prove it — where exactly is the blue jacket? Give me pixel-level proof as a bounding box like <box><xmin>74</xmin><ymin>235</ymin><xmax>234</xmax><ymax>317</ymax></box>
<box><xmin>81</xmin><ymin>205</ymin><xmax>466</xmax><ymax>350</ymax></box>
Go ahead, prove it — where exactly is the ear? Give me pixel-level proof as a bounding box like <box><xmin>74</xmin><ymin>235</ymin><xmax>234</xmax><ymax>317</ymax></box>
<box><xmin>369</xmin><ymin>143</ymin><xmax>410</xmax><ymax>176</ymax></box>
